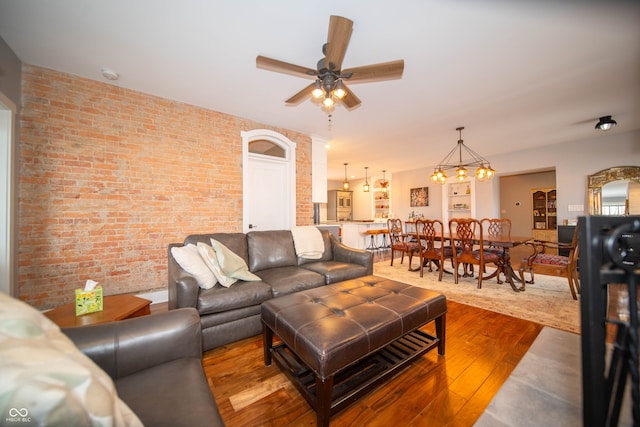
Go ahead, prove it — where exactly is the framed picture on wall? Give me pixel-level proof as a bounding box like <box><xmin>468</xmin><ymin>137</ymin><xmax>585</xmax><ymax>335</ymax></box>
<box><xmin>410</xmin><ymin>187</ymin><xmax>429</xmax><ymax>207</ymax></box>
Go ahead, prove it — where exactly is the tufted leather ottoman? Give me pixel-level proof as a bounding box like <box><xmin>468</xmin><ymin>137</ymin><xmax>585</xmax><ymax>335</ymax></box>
<box><xmin>261</xmin><ymin>275</ymin><xmax>447</xmax><ymax>426</ymax></box>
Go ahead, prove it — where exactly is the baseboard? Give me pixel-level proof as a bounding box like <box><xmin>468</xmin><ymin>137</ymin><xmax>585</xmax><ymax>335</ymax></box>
<box><xmin>137</xmin><ymin>289</ymin><xmax>168</xmax><ymax>305</ymax></box>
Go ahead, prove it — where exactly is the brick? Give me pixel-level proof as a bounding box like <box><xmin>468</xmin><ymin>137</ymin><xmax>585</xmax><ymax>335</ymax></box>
<box><xmin>19</xmin><ymin>65</ymin><xmax>313</xmax><ymax>309</ymax></box>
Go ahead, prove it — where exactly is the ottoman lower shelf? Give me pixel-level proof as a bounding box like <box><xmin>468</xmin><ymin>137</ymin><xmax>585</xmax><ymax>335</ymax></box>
<box><xmin>269</xmin><ymin>328</ymin><xmax>440</xmax><ymax>418</ymax></box>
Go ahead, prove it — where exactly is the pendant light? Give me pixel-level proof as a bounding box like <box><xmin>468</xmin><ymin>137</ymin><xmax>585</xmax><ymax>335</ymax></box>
<box><xmin>363</xmin><ymin>167</ymin><xmax>370</xmax><ymax>192</ymax></box>
<box><xmin>380</xmin><ymin>170</ymin><xmax>389</xmax><ymax>193</ymax></box>
<box><xmin>343</xmin><ymin>163</ymin><xmax>349</xmax><ymax>190</ymax></box>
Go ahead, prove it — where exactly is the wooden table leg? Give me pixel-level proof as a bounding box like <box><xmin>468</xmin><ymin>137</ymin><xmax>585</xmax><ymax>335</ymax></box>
<box><xmin>316</xmin><ymin>375</ymin><xmax>334</xmax><ymax>427</ymax></box>
<box><xmin>263</xmin><ymin>324</ymin><xmax>273</xmax><ymax>366</ymax></box>
<box><xmin>436</xmin><ymin>314</ymin><xmax>446</xmax><ymax>356</ymax></box>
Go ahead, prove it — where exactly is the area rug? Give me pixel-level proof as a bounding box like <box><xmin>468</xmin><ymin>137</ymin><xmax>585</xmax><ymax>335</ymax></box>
<box><xmin>373</xmin><ymin>261</ymin><xmax>581</xmax><ymax>334</ymax></box>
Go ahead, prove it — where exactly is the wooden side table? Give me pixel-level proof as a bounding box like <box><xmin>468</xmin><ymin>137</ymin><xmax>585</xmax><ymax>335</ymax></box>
<box><xmin>44</xmin><ymin>294</ymin><xmax>152</xmax><ymax>328</ymax></box>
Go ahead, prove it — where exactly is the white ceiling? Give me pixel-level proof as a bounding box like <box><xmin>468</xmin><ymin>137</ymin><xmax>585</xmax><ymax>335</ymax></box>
<box><xmin>1</xmin><ymin>0</ymin><xmax>639</xmax><ymax>181</ymax></box>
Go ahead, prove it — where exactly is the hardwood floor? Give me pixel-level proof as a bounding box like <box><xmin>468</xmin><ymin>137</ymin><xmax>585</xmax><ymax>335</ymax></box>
<box><xmin>152</xmin><ymin>250</ymin><xmax>545</xmax><ymax>426</ymax></box>
<box><xmin>200</xmin><ymin>300</ymin><xmax>542</xmax><ymax>427</ymax></box>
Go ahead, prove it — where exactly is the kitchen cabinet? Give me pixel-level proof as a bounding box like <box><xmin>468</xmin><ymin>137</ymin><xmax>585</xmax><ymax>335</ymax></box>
<box><xmin>327</xmin><ymin>190</ymin><xmax>353</xmax><ymax>221</ymax></box>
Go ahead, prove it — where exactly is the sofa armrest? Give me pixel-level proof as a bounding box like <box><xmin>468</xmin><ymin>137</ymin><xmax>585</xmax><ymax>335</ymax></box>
<box><xmin>62</xmin><ymin>308</ymin><xmax>202</xmax><ymax>379</ymax></box>
<box><xmin>330</xmin><ymin>234</ymin><xmax>374</xmax><ymax>275</ymax></box>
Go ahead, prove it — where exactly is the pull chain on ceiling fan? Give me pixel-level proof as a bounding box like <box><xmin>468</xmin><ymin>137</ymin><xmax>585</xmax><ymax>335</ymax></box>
<box><xmin>256</xmin><ymin>15</ymin><xmax>405</xmax><ymax>112</ymax></box>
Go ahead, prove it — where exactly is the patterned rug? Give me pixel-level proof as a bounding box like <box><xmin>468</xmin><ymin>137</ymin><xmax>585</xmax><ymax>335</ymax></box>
<box><xmin>373</xmin><ymin>261</ymin><xmax>581</xmax><ymax>334</ymax></box>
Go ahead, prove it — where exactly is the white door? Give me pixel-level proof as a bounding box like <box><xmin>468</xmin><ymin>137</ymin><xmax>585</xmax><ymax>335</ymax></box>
<box><xmin>246</xmin><ymin>154</ymin><xmax>289</xmax><ymax>231</ymax></box>
<box><xmin>242</xmin><ymin>129</ymin><xmax>296</xmax><ymax>232</ymax></box>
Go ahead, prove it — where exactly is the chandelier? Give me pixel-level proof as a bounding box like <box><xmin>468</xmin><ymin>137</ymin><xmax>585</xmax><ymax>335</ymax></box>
<box><xmin>430</xmin><ymin>127</ymin><xmax>495</xmax><ymax>184</ymax></box>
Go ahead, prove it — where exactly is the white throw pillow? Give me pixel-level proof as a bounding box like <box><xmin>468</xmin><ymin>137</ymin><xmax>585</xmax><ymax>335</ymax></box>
<box><xmin>0</xmin><ymin>293</ymin><xmax>143</xmax><ymax>427</ymax></box>
<box><xmin>197</xmin><ymin>242</ymin><xmax>238</xmax><ymax>287</ymax></box>
<box><xmin>209</xmin><ymin>238</ymin><xmax>261</xmax><ymax>282</ymax></box>
<box><xmin>171</xmin><ymin>244</ymin><xmax>217</xmax><ymax>289</ymax></box>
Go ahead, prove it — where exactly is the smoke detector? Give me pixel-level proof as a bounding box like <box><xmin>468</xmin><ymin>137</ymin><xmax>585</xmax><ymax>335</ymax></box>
<box><xmin>101</xmin><ymin>68</ymin><xmax>119</xmax><ymax>81</ymax></box>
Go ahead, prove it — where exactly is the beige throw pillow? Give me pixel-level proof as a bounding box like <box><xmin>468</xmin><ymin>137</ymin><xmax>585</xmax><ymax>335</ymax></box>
<box><xmin>209</xmin><ymin>238</ymin><xmax>261</xmax><ymax>282</ymax></box>
<box><xmin>0</xmin><ymin>293</ymin><xmax>143</xmax><ymax>427</ymax></box>
<box><xmin>171</xmin><ymin>244</ymin><xmax>217</xmax><ymax>289</ymax></box>
<box><xmin>196</xmin><ymin>242</ymin><xmax>238</xmax><ymax>287</ymax></box>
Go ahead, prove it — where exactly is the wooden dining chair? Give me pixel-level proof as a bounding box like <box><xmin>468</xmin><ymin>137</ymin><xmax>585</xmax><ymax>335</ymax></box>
<box><xmin>480</xmin><ymin>218</ymin><xmax>512</xmax><ymax>283</ymax></box>
<box><xmin>415</xmin><ymin>219</ymin><xmax>454</xmax><ymax>280</ymax></box>
<box><xmin>518</xmin><ymin>227</ymin><xmax>580</xmax><ymax>300</ymax></box>
<box><xmin>449</xmin><ymin>218</ymin><xmax>501</xmax><ymax>289</ymax></box>
<box><xmin>387</xmin><ymin>218</ymin><xmax>420</xmax><ymax>270</ymax></box>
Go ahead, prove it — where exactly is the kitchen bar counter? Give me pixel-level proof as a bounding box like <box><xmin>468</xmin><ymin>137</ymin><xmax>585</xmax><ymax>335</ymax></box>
<box><xmin>340</xmin><ymin>221</ymin><xmax>388</xmax><ymax>250</ymax></box>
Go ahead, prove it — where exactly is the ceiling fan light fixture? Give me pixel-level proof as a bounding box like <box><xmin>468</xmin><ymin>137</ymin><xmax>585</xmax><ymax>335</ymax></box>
<box><xmin>323</xmin><ymin>95</ymin><xmax>335</xmax><ymax>108</ymax></box>
<box><xmin>595</xmin><ymin>115</ymin><xmax>617</xmax><ymax>131</ymax></box>
<box><xmin>333</xmin><ymin>80</ymin><xmax>346</xmax><ymax>99</ymax></box>
<box><xmin>312</xmin><ymin>80</ymin><xmax>324</xmax><ymax>98</ymax></box>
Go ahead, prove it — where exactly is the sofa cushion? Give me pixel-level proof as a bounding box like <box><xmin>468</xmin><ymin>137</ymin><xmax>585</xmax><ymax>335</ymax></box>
<box><xmin>171</xmin><ymin>244</ymin><xmax>217</xmax><ymax>289</ymax></box>
<box><xmin>300</xmin><ymin>261</ymin><xmax>370</xmax><ymax>285</ymax></box>
<box><xmin>253</xmin><ymin>266</ymin><xmax>325</xmax><ymax>298</ymax></box>
<box><xmin>247</xmin><ymin>230</ymin><xmax>297</xmax><ymax>272</ymax></box>
<box><xmin>196</xmin><ymin>281</ymin><xmax>273</xmax><ymax>315</ymax></box>
<box><xmin>0</xmin><ymin>293</ymin><xmax>142</xmax><ymax>426</ymax></box>
<box><xmin>115</xmin><ymin>357</ymin><xmax>224</xmax><ymax>427</ymax></box>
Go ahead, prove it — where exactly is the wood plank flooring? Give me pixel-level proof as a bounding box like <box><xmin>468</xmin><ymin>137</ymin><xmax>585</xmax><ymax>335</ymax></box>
<box><xmin>200</xmin><ymin>300</ymin><xmax>543</xmax><ymax>427</ymax></box>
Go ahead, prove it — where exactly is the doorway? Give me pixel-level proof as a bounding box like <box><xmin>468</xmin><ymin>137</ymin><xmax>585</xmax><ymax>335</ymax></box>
<box><xmin>0</xmin><ymin>92</ymin><xmax>16</xmax><ymax>296</ymax></box>
<box><xmin>242</xmin><ymin>129</ymin><xmax>296</xmax><ymax>232</ymax></box>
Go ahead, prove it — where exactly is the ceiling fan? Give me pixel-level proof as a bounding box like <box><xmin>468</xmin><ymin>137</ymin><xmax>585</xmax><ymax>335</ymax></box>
<box><xmin>256</xmin><ymin>15</ymin><xmax>404</xmax><ymax>111</ymax></box>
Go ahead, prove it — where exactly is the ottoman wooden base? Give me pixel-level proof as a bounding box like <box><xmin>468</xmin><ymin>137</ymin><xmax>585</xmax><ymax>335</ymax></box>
<box><xmin>261</xmin><ymin>275</ymin><xmax>447</xmax><ymax>426</ymax></box>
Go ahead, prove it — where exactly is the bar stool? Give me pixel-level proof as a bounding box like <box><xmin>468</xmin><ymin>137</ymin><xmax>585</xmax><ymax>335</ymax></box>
<box><xmin>364</xmin><ymin>229</ymin><xmax>379</xmax><ymax>251</ymax></box>
<box><xmin>377</xmin><ymin>228</ymin><xmax>390</xmax><ymax>250</ymax></box>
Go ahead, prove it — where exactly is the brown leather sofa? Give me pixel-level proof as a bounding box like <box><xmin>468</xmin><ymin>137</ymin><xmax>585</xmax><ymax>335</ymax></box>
<box><xmin>168</xmin><ymin>229</ymin><xmax>373</xmax><ymax>351</ymax></box>
<box><xmin>63</xmin><ymin>308</ymin><xmax>224</xmax><ymax>427</ymax></box>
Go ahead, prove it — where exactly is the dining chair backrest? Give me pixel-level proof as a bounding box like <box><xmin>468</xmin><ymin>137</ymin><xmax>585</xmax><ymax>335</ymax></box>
<box><xmin>481</xmin><ymin>218</ymin><xmax>512</xmax><ymax>240</ymax></box>
<box><xmin>387</xmin><ymin>218</ymin><xmax>404</xmax><ymax>243</ymax></box>
<box><xmin>415</xmin><ymin>218</ymin><xmax>452</xmax><ymax>279</ymax></box>
<box><xmin>449</xmin><ymin>218</ymin><xmax>481</xmax><ymax>253</ymax></box>
<box><xmin>415</xmin><ymin>218</ymin><xmax>442</xmax><ymax>252</ymax></box>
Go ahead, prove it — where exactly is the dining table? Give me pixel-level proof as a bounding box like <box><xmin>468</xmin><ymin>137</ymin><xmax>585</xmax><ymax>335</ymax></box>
<box><xmin>420</xmin><ymin>232</ymin><xmax>533</xmax><ymax>293</ymax></box>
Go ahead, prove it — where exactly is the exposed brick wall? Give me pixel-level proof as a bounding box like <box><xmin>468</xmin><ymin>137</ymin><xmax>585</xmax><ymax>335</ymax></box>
<box><xmin>19</xmin><ymin>65</ymin><xmax>313</xmax><ymax>309</ymax></box>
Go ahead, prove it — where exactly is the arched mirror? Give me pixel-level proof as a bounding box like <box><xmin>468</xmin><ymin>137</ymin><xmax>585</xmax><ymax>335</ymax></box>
<box><xmin>588</xmin><ymin>166</ymin><xmax>640</xmax><ymax>215</ymax></box>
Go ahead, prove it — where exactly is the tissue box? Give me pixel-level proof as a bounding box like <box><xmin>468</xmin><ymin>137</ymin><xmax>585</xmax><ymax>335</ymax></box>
<box><xmin>75</xmin><ymin>285</ymin><xmax>103</xmax><ymax>316</ymax></box>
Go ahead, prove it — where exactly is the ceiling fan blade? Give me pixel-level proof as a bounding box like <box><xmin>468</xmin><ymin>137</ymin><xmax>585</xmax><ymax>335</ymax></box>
<box><xmin>285</xmin><ymin>83</ymin><xmax>315</xmax><ymax>105</ymax></box>
<box><xmin>256</xmin><ymin>55</ymin><xmax>317</xmax><ymax>79</ymax></box>
<box><xmin>340</xmin><ymin>83</ymin><xmax>361</xmax><ymax>110</ymax></box>
<box><xmin>343</xmin><ymin>59</ymin><xmax>405</xmax><ymax>83</ymax></box>
<box><xmin>325</xmin><ymin>15</ymin><xmax>353</xmax><ymax>71</ymax></box>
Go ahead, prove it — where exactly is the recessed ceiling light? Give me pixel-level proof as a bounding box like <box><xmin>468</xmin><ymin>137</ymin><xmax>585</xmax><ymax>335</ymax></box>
<box><xmin>101</xmin><ymin>68</ymin><xmax>119</xmax><ymax>81</ymax></box>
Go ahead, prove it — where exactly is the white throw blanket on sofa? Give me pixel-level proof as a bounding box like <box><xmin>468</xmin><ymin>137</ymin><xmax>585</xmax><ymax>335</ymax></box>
<box><xmin>291</xmin><ymin>226</ymin><xmax>325</xmax><ymax>259</ymax></box>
